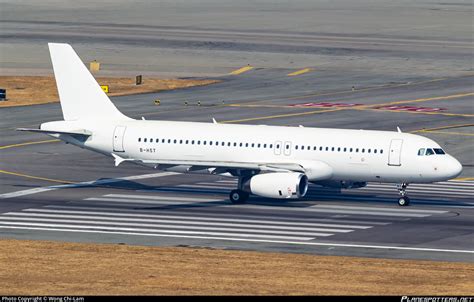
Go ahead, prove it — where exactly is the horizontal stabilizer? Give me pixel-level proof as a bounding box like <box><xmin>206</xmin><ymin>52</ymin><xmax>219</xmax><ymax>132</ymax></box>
<box><xmin>17</xmin><ymin>128</ymin><xmax>92</xmax><ymax>137</ymax></box>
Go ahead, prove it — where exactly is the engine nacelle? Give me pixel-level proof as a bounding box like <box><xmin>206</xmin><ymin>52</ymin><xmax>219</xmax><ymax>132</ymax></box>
<box><xmin>314</xmin><ymin>180</ymin><xmax>367</xmax><ymax>189</ymax></box>
<box><xmin>244</xmin><ymin>172</ymin><xmax>308</xmax><ymax>199</ymax></box>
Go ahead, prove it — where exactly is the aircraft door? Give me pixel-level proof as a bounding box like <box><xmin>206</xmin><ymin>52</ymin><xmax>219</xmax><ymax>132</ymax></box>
<box><xmin>113</xmin><ymin>126</ymin><xmax>127</xmax><ymax>152</ymax></box>
<box><xmin>388</xmin><ymin>139</ymin><xmax>403</xmax><ymax>166</ymax></box>
<box><xmin>283</xmin><ymin>141</ymin><xmax>292</xmax><ymax>156</ymax></box>
<box><xmin>274</xmin><ymin>141</ymin><xmax>282</xmax><ymax>155</ymax></box>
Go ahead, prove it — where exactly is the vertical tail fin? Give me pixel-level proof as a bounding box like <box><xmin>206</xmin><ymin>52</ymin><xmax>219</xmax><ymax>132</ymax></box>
<box><xmin>48</xmin><ymin>43</ymin><xmax>130</xmax><ymax>121</ymax></box>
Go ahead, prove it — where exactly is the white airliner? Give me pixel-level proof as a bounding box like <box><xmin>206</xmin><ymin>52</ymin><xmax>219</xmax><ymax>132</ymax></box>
<box><xmin>19</xmin><ymin>43</ymin><xmax>463</xmax><ymax>206</ymax></box>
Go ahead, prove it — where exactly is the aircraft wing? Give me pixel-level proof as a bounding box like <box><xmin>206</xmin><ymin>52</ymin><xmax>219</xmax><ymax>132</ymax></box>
<box><xmin>111</xmin><ymin>154</ymin><xmax>332</xmax><ymax>180</ymax></box>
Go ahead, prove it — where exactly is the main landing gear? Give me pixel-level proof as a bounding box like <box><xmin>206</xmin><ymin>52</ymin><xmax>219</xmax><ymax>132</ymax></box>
<box><xmin>229</xmin><ymin>189</ymin><xmax>249</xmax><ymax>204</ymax></box>
<box><xmin>229</xmin><ymin>176</ymin><xmax>249</xmax><ymax>204</ymax></box>
<box><xmin>397</xmin><ymin>182</ymin><xmax>410</xmax><ymax>206</ymax></box>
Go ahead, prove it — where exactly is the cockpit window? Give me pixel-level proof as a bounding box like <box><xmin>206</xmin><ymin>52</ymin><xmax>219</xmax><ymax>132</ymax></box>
<box><xmin>434</xmin><ymin>148</ymin><xmax>446</xmax><ymax>155</ymax></box>
<box><xmin>425</xmin><ymin>148</ymin><xmax>435</xmax><ymax>156</ymax></box>
<box><xmin>417</xmin><ymin>148</ymin><xmax>425</xmax><ymax>156</ymax></box>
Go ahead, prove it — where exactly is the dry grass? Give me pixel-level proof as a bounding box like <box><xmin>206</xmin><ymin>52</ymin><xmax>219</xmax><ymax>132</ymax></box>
<box><xmin>0</xmin><ymin>239</ymin><xmax>473</xmax><ymax>295</ymax></box>
<box><xmin>0</xmin><ymin>76</ymin><xmax>219</xmax><ymax>107</ymax></box>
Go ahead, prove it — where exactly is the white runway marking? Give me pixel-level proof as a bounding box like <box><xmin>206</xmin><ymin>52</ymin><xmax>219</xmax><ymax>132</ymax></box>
<box><xmin>22</xmin><ymin>208</ymin><xmax>374</xmax><ymax>229</ymax></box>
<box><xmin>2</xmin><ymin>212</ymin><xmax>354</xmax><ymax>233</ymax></box>
<box><xmin>0</xmin><ymin>221</ymin><xmax>317</xmax><ymax>240</ymax></box>
<box><xmin>311</xmin><ymin>204</ymin><xmax>447</xmax><ymax>214</ymax></box>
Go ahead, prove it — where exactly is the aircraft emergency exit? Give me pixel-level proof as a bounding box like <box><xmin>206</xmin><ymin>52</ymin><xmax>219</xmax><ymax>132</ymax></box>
<box><xmin>19</xmin><ymin>43</ymin><xmax>463</xmax><ymax>206</ymax></box>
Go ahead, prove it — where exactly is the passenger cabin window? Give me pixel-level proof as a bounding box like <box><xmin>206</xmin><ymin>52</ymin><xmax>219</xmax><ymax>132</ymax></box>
<box><xmin>138</xmin><ymin>138</ymin><xmax>141</xmax><ymax>142</ymax></box>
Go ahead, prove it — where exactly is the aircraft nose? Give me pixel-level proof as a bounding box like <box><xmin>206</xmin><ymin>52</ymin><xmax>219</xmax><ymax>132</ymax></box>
<box><xmin>447</xmin><ymin>156</ymin><xmax>463</xmax><ymax>179</ymax></box>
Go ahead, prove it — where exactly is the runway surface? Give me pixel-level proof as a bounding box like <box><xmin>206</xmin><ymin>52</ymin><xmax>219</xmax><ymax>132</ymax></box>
<box><xmin>1</xmin><ymin>0</ymin><xmax>473</xmax><ymax>262</ymax></box>
<box><xmin>1</xmin><ymin>69</ymin><xmax>473</xmax><ymax>262</ymax></box>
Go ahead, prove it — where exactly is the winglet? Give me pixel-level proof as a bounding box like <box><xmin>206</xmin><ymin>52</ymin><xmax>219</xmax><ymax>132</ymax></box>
<box><xmin>397</xmin><ymin>126</ymin><xmax>402</xmax><ymax>133</ymax></box>
<box><xmin>212</xmin><ymin>118</ymin><xmax>218</xmax><ymax>124</ymax></box>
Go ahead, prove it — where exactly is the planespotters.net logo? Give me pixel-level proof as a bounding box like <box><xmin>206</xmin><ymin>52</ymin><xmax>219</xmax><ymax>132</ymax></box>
<box><xmin>402</xmin><ymin>297</ymin><xmax>473</xmax><ymax>302</ymax></box>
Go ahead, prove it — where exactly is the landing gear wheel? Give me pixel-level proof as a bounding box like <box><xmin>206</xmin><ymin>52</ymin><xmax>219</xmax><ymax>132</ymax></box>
<box><xmin>229</xmin><ymin>189</ymin><xmax>249</xmax><ymax>204</ymax></box>
<box><xmin>398</xmin><ymin>196</ymin><xmax>410</xmax><ymax>206</ymax></box>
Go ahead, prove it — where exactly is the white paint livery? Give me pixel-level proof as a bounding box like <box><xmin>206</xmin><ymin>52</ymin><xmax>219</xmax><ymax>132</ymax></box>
<box><xmin>18</xmin><ymin>43</ymin><xmax>463</xmax><ymax>206</ymax></box>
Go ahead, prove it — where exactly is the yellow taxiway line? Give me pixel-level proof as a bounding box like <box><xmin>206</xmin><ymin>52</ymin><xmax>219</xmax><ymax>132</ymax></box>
<box><xmin>453</xmin><ymin>177</ymin><xmax>474</xmax><ymax>181</ymax></box>
<box><xmin>229</xmin><ymin>65</ymin><xmax>254</xmax><ymax>75</ymax></box>
<box><xmin>287</xmin><ymin>68</ymin><xmax>313</xmax><ymax>76</ymax></box>
<box><xmin>222</xmin><ymin>108</ymin><xmax>342</xmax><ymax>123</ymax></box>
<box><xmin>416</xmin><ymin>130</ymin><xmax>474</xmax><ymax>137</ymax></box>
<box><xmin>366</xmin><ymin>92</ymin><xmax>474</xmax><ymax>108</ymax></box>
<box><xmin>0</xmin><ymin>169</ymin><xmax>75</xmax><ymax>184</ymax></box>
<box><xmin>411</xmin><ymin>123</ymin><xmax>474</xmax><ymax>133</ymax></box>
<box><xmin>0</xmin><ymin>139</ymin><xmax>59</xmax><ymax>150</ymax></box>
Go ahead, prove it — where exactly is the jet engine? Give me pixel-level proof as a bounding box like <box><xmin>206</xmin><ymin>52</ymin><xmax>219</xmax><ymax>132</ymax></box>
<box><xmin>243</xmin><ymin>172</ymin><xmax>308</xmax><ymax>199</ymax></box>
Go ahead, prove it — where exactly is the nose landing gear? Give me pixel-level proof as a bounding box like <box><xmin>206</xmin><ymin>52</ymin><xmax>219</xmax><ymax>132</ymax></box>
<box><xmin>397</xmin><ymin>183</ymin><xmax>410</xmax><ymax>206</ymax></box>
